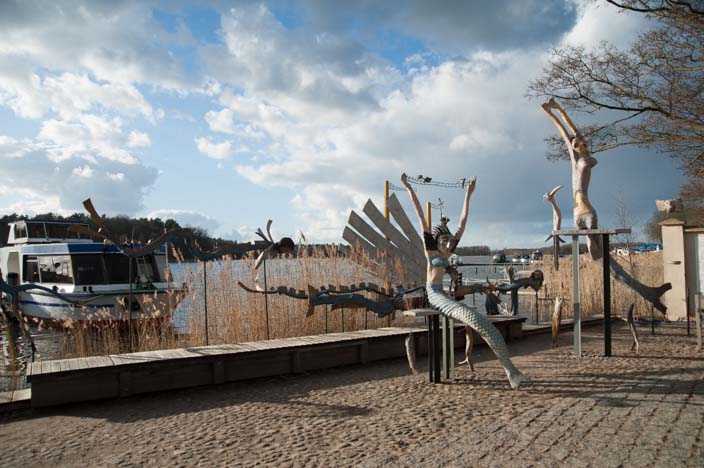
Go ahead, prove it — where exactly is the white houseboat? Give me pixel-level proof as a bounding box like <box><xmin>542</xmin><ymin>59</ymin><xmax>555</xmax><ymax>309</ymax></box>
<box><xmin>0</xmin><ymin>220</ymin><xmax>184</xmax><ymax>325</ymax></box>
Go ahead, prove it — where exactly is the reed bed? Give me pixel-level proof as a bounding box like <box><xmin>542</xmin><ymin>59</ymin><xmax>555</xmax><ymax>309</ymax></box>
<box><xmin>51</xmin><ymin>246</ymin><xmax>420</xmax><ymax>358</ymax></box>
<box><xmin>33</xmin><ymin>249</ymin><xmax>666</xmax><ymax>360</ymax></box>
<box><xmin>539</xmin><ymin>251</ymin><xmax>665</xmax><ymax>321</ymax></box>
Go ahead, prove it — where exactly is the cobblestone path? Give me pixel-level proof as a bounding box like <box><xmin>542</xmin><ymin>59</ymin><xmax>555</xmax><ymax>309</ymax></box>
<box><xmin>1</xmin><ymin>324</ymin><xmax>702</xmax><ymax>467</ymax></box>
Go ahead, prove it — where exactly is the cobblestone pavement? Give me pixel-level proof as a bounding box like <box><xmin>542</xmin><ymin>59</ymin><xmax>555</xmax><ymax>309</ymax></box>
<box><xmin>1</xmin><ymin>323</ymin><xmax>702</xmax><ymax>467</ymax></box>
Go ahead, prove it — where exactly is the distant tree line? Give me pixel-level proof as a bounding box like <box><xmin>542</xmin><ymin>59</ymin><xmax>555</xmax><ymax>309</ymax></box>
<box><xmin>455</xmin><ymin>245</ymin><xmax>492</xmax><ymax>256</ymax></box>
<box><xmin>0</xmin><ymin>213</ymin><xmax>351</xmax><ymax>261</ymax></box>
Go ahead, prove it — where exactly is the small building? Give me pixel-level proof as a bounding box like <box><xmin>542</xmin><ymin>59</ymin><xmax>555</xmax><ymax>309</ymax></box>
<box><xmin>661</xmin><ymin>218</ymin><xmax>704</xmax><ymax>320</ymax></box>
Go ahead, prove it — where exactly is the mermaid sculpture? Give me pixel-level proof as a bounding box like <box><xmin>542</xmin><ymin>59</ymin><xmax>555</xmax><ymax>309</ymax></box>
<box><xmin>401</xmin><ymin>173</ymin><xmax>528</xmax><ymax>389</ymax></box>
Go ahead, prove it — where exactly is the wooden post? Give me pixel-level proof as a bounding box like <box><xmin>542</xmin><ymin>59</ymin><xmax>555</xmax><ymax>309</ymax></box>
<box><xmin>572</xmin><ymin>235</ymin><xmax>581</xmax><ymax>357</ymax></box>
<box><xmin>426</xmin><ymin>202</ymin><xmax>432</xmax><ymax>230</ymax></box>
<box><xmin>603</xmin><ymin>234</ymin><xmax>611</xmax><ymax>357</ymax></box>
<box><xmin>384</xmin><ymin>180</ymin><xmax>390</xmax><ymax>222</ymax></box>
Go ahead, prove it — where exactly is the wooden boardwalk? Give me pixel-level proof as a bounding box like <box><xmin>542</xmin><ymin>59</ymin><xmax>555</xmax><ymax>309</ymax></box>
<box><xmin>27</xmin><ymin>317</ymin><xmax>526</xmax><ymax>408</ymax></box>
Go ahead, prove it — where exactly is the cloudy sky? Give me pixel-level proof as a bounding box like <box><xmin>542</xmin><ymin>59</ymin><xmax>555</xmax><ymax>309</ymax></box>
<box><xmin>0</xmin><ymin>0</ymin><xmax>683</xmax><ymax>248</ymax></box>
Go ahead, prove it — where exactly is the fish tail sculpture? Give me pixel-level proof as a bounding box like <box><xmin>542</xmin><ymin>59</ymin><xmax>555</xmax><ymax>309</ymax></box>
<box><xmin>426</xmin><ymin>285</ymin><xmax>527</xmax><ymax>389</ymax></box>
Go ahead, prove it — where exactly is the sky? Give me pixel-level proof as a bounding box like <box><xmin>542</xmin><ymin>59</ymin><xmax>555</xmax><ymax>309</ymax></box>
<box><xmin>0</xmin><ymin>0</ymin><xmax>684</xmax><ymax>248</ymax></box>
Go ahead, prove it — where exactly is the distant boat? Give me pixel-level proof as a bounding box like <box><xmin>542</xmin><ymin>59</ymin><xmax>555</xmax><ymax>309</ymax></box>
<box><xmin>0</xmin><ymin>220</ymin><xmax>185</xmax><ymax>326</ymax></box>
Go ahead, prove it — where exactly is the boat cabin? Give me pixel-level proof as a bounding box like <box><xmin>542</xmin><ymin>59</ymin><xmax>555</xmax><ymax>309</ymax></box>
<box><xmin>1</xmin><ymin>220</ymin><xmax>167</xmax><ymax>289</ymax></box>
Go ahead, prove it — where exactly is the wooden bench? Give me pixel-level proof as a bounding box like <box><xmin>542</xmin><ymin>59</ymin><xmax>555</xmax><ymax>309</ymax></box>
<box><xmin>26</xmin><ymin>317</ymin><xmax>525</xmax><ymax>408</ymax></box>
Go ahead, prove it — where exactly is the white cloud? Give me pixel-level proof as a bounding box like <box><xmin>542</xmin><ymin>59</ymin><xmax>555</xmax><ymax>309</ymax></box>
<box><xmin>564</xmin><ymin>1</ymin><xmax>650</xmax><ymax>49</ymax></box>
<box><xmin>194</xmin><ymin>137</ymin><xmax>231</xmax><ymax>160</ymax></box>
<box><xmin>38</xmin><ymin>114</ymin><xmax>140</xmax><ymax>164</ymax></box>
<box><xmin>0</xmin><ymin>134</ymin><xmax>158</xmax><ymax>216</ymax></box>
<box><xmin>72</xmin><ymin>165</ymin><xmax>94</xmax><ymax>178</ymax></box>
<box><xmin>107</xmin><ymin>172</ymin><xmax>125</xmax><ymax>181</ymax></box>
<box><xmin>127</xmin><ymin>130</ymin><xmax>151</xmax><ymax>147</ymax></box>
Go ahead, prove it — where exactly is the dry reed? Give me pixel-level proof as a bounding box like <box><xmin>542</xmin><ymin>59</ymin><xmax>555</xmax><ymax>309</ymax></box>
<box><xmin>45</xmin><ymin>249</ymin><xmax>666</xmax><ymax>359</ymax></box>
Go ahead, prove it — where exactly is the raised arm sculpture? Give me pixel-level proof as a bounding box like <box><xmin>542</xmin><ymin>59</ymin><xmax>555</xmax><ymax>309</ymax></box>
<box><xmin>540</xmin><ymin>99</ymin><xmax>671</xmax><ymax>314</ymax></box>
<box><xmin>401</xmin><ymin>173</ymin><xmax>528</xmax><ymax>389</ymax></box>
<box><xmin>541</xmin><ymin>98</ymin><xmax>602</xmax><ymax>260</ymax></box>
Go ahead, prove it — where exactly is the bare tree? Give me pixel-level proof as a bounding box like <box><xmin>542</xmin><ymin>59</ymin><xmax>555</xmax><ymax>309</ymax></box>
<box><xmin>528</xmin><ymin>1</ymin><xmax>704</xmax><ymax>178</ymax></box>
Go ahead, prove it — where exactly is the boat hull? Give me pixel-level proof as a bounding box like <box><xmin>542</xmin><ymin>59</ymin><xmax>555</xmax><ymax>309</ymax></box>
<box><xmin>15</xmin><ymin>288</ymin><xmax>185</xmax><ymax>324</ymax></box>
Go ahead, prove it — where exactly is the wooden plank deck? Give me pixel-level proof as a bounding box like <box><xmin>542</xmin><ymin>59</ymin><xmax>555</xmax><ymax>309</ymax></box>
<box><xmin>26</xmin><ymin>316</ymin><xmax>525</xmax><ymax>408</ymax></box>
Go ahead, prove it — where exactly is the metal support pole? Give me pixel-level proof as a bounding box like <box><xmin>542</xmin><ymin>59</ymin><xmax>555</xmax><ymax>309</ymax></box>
<box><xmin>203</xmin><ymin>262</ymin><xmax>209</xmax><ymax>345</ymax></box>
<box><xmin>686</xmin><ymin>288</ymin><xmax>691</xmax><ymax>336</ymax></box>
<box><xmin>572</xmin><ymin>235</ymin><xmax>581</xmax><ymax>357</ymax></box>
<box><xmin>603</xmin><ymin>234</ymin><xmax>611</xmax><ymax>357</ymax></box>
<box><xmin>128</xmin><ymin>256</ymin><xmax>133</xmax><ymax>353</ymax></box>
<box><xmin>441</xmin><ymin>315</ymin><xmax>455</xmax><ymax>380</ymax></box>
<box><xmin>325</xmin><ymin>305</ymin><xmax>328</xmax><ymax>334</ymax></box>
<box><xmin>263</xmin><ymin>258</ymin><xmax>269</xmax><ymax>340</ymax></box>
<box><xmin>427</xmin><ymin>317</ymin><xmax>434</xmax><ymax>383</ymax></box>
<box><xmin>695</xmin><ymin>293</ymin><xmax>702</xmax><ymax>351</ymax></box>
<box><xmin>433</xmin><ymin>314</ymin><xmax>441</xmax><ymax>383</ymax></box>
<box><xmin>651</xmin><ymin>304</ymin><xmax>655</xmax><ymax>335</ymax></box>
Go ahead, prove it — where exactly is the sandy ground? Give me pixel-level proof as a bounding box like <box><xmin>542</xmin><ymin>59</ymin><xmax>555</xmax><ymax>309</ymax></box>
<box><xmin>0</xmin><ymin>323</ymin><xmax>702</xmax><ymax>467</ymax></box>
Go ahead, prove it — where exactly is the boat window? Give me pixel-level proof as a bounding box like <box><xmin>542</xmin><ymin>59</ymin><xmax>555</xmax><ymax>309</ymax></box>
<box><xmin>14</xmin><ymin>224</ymin><xmax>27</xmax><ymax>239</ymax></box>
<box><xmin>27</xmin><ymin>223</ymin><xmax>46</xmax><ymax>238</ymax></box>
<box><xmin>23</xmin><ymin>256</ymin><xmax>40</xmax><ymax>283</ymax></box>
<box><xmin>138</xmin><ymin>256</ymin><xmax>161</xmax><ymax>282</ymax></box>
<box><xmin>37</xmin><ymin>255</ymin><xmax>74</xmax><ymax>284</ymax></box>
<box><xmin>46</xmin><ymin>223</ymin><xmax>70</xmax><ymax>239</ymax></box>
<box><xmin>72</xmin><ymin>255</ymin><xmax>106</xmax><ymax>285</ymax></box>
<box><xmin>104</xmin><ymin>255</ymin><xmax>136</xmax><ymax>283</ymax></box>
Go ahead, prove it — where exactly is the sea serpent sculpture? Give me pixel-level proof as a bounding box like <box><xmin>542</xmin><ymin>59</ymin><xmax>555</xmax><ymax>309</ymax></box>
<box><xmin>238</xmin><ymin>281</ymin><xmax>425</xmax><ymax>318</ymax></box>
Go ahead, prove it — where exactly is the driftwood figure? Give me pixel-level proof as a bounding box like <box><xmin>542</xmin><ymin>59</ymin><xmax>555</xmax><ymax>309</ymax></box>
<box><xmin>458</xmin><ymin>327</ymin><xmax>476</xmax><ymax>372</ymax></box>
<box><xmin>551</xmin><ymin>295</ymin><xmax>563</xmax><ymax>348</ymax></box>
<box><xmin>72</xmin><ymin>199</ymin><xmax>293</xmax><ymax>262</ymax></box>
<box><xmin>401</xmin><ymin>173</ymin><xmax>527</xmax><ymax>389</ymax></box>
<box><xmin>544</xmin><ymin>185</ymin><xmax>564</xmax><ymax>270</ymax></box>
<box><xmin>626</xmin><ymin>303</ymin><xmax>640</xmax><ymax>353</ymax></box>
<box><xmin>405</xmin><ymin>334</ymin><xmax>418</xmax><ymax>374</ymax></box>
<box><xmin>541</xmin><ymin>98</ymin><xmax>603</xmax><ymax>260</ymax></box>
<box><xmin>540</xmin><ymin>99</ymin><xmax>671</xmax><ymax>314</ymax></box>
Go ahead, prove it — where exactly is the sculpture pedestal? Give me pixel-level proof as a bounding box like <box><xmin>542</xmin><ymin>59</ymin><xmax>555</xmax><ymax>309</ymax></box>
<box><xmin>404</xmin><ymin>308</ymin><xmax>473</xmax><ymax>383</ymax></box>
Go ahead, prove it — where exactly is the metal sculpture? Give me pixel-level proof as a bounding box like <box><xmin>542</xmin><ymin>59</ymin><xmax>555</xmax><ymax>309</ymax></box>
<box><xmin>401</xmin><ymin>173</ymin><xmax>528</xmax><ymax>389</ymax></box>
<box><xmin>237</xmin><ymin>281</ymin><xmax>424</xmax><ymax>318</ymax></box>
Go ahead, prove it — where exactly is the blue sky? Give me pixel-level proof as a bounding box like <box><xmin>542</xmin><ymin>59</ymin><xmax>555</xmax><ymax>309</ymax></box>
<box><xmin>0</xmin><ymin>0</ymin><xmax>683</xmax><ymax>247</ymax></box>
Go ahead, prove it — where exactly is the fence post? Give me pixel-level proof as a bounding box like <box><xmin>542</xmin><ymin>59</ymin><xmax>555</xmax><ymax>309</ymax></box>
<box><xmin>695</xmin><ymin>293</ymin><xmax>702</xmax><ymax>351</ymax></box>
<box><xmin>263</xmin><ymin>258</ymin><xmax>270</xmax><ymax>340</ymax></box>
<box><xmin>203</xmin><ymin>262</ymin><xmax>209</xmax><ymax>346</ymax></box>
